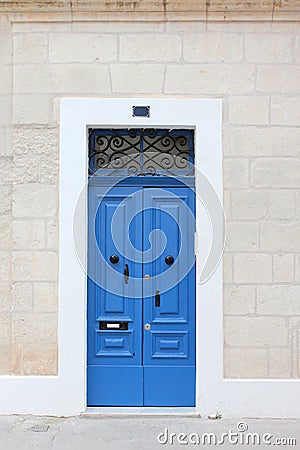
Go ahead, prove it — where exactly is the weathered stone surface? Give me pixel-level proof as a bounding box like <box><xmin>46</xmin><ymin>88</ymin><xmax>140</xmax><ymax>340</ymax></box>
<box><xmin>225</xmin><ymin>222</ymin><xmax>259</xmax><ymax>251</ymax></box>
<box><xmin>0</xmin><ymin>282</ymin><xmax>11</xmax><ymax>311</ymax></box>
<box><xmin>121</xmin><ymin>34</ymin><xmax>181</xmax><ymax>61</ymax></box>
<box><xmin>257</xmin><ymin>285</ymin><xmax>300</xmax><ymax>315</ymax></box>
<box><xmin>261</xmin><ymin>222</ymin><xmax>300</xmax><ymax>251</ymax></box>
<box><xmin>269</xmin><ymin>348</ymin><xmax>292</xmax><ymax>379</ymax></box>
<box><xmin>49</xmin><ymin>33</ymin><xmax>117</xmax><ymax>62</ymax></box>
<box><xmin>111</xmin><ymin>64</ymin><xmax>164</xmax><ymax>93</ymax></box>
<box><xmin>245</xmin><ymin>33</ymin><xmax>293</xmax><ymax>63</ymax></box>
<box><xmin>14</xmin><ymin>64</ymin><xmax>111</xmax><ymax>94</ymax></box>
<box><xmin>223</xmin><ymin>159</ymin><xmax>249</xmax><ymax>188</ymax></box>
<box><xmin>12</xmin><ymin>311</ymin><xmax>57</xmax><ymax>344</ymax></box>
<box><xmin>165</xmin><ymin>64</ymin><xmax>255</xmax><ymax>94</ymax></box>
<box><xmin>12</xmin><ymin>282</ymin><xmax>33</xmax><ymax>311</ymax></box>
<box><xmin>13</xmin><ymin>95</ymin><xmax>52</xmax><ymax>125</ymax></box>
<box><xmin>251</xmin><ymin>158</ymin><xmax>300</xmax><ymax>188</ymax></box>
<box><xmin>0</xmin><ymin>218</ymin><xmax>12</xmax><ymax>249</ymax></box>
<box><xmin>273</xmin><ymin>254</ymin><xmax>295</xmax><ymax>283</ymax></box>
<box><xmin>12</xmin><ymin>184</ymin><xmax>58</xmax><ymax>218</ymax></box>
<box><xmin>13</xmin><ymin>127</ymin><xmax>58</xmax><ymax>156</ymax></box>
<box><xmin>0</xmin><ymin>251</ymin><xmax>10</xmax><ymax>282</ymax></box>
<box><xmin>13</xmin><ymin>220</ymin><xmax>45</xmax><ymax>249</ymax></box>
<box><xmin>225</xmin><ymin>316</ymin><xmax>288</xmax><ymax>347</ymax></box>
<box><xmin>13</xmin><ymin>34</ymin><xmax>48</xmax><ymax>64</ymax></box>
<box><xmin>1</xmin><ymin>0</ymin><xmax>300</xmax><ymax>16</ymax></box>
<box><xmin>257</xmin><ymin>66</ymin><xmax>300</xmax><ymax>94</ymax></box>
<box><xmin>22</xmin><ymin>343</ymin><xmax>57</xmax><ymax>375</ymax></box>
<box><xmin>271</xmin><ymin>96</ymin><xmax>300</xmax><ymax>126</ymax></box>
<box><xmin>223</xmin><ymin>285</ymin><xmax>256</xmax><ymax>315</ymax></box>
<box><xmin>268</xmin><ymin>190</ymin><xmax>296</xmax><ymax>220</ymax></box>
<box><xmin>224</xmin><ymin>127</ymin><xmax>300</xmax><ymax>157</ymax></box>
<box><xmin>33</xmin><ymin>282</ymin><xmax>58</xmax><ymax>312</ymax></box>
<box><xmin>228</xmin><ymin>96</ymin><xmax>269</xmax><ymax>125</ymax></box>
<box><xmin>183</xmin><ymin>33</ymin><xmax>242</xmax><ymax>62</ymax></box>
<box><xmin>224</xmin><ymin>348</ymin><xmax>268</xmax><ymax>378</ymax></box>
<box><xmin>12</xmin><ymin>251</ymin><xmax>58</xmax><ymax>282</ymax></box>
<box><xmin>234</xmin><ymin>254</ymin><xmax>272</xmax><ymax>283</ymax></box>
<box><xmin>231</xmin><ymin>190</ymin><xmax>268</xmax><ymax>220</ymax></box>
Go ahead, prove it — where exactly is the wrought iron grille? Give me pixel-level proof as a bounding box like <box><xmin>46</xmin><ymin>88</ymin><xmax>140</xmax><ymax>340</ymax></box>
<box><xmin>88</xmin><ymin>128</ymin><xmax>194</xmax><ymax>177</ymax></box>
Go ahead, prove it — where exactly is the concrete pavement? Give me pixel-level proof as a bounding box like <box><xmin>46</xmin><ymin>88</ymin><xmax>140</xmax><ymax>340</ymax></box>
<box><xmin>0</xmin><ymin>415</ymin><xmax>299</xmax><ymax>449</ymax></box>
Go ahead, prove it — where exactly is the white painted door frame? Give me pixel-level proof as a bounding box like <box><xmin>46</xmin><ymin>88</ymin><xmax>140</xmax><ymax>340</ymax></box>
<box><xmin>0</xmin><ymin>98</ymin><xmax>298</xmax><ymax>417</ymax></box>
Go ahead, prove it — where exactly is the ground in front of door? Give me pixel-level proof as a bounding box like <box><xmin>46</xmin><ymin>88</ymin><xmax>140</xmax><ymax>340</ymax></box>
<box><xmin>0</xmin><ymin>415</ymin><xmax>299</xmax><ymax>449</ymax></box>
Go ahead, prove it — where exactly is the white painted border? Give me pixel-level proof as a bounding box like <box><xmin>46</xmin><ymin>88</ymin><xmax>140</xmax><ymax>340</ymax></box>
<box><xmin>0</xmin><ymin>98</ymin><xmax>299</xmax><ymax>417</ymax></box>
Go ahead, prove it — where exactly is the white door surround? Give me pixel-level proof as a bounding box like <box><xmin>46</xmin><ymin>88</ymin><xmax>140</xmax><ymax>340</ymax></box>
<box><xmin>0</xmin><ymin>98</ymin><xmax>298</xmax><ymax>417</ymax></box>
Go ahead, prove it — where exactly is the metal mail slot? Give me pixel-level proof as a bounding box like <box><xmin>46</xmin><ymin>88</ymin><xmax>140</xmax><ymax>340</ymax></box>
<box><xmin>99</xmin><ymin>321</ymin><xmax>128</xmax><ymax>330</ymax></box>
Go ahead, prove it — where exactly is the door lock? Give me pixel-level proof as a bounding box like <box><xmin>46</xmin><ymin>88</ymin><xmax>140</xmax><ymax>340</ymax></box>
<box><xmin>144</xmin><ymin>323</ymin><xmax>151</xmax><ymax>330</ymax></box>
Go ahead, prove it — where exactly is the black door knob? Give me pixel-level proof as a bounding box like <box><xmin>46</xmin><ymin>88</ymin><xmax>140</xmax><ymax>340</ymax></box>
<box><xmin>110</xmin><ymin>254</ymin><xmax>119</xmax><ymax>264</ymax></box>
<box><xmin>165</xmin><ymin>255</ymin><xmax>174</xmax><ymax>265</ymax></box>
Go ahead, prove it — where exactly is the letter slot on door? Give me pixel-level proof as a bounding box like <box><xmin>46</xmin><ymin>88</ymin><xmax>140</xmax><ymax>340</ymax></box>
<box><xmin>99</xmin><ymin>322</ymin><xmax>129</xmax><ymax>330</ymax></box>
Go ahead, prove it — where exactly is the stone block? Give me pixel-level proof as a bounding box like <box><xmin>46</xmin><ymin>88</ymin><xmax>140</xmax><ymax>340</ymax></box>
<box><xmin>260</xmin><ymin>222</ymin><xmax>300</xmax><ymax>252</ymax></box>
<box><xmin>224</xmin><ymin>126</ymin><xmax>300</xmax><ymax>157</ymax></box>
<box><xmin>257</xmin><ymin>66</ymin><xmax>300</xmax><ymax>93</ymax></box>
<box><xmin>228</xmin><ymin>96</ymin><xmax>269</xmax><ymax>125</ymax></box>
<box><xmin>165</xmin><ymin>64</ymin><xmax>255</xmax><ymax>94</ymax></box>
<box><xmin>111</xmin><ymin>64</ymin><xmax>164</xmax><ymax>93</ymax></box>
<box><xmin>245</xmin><ymin>34</ymin><xmax>293</xmax><ymax>63</ymax></box>
<box><xmin>268</xmin><ymin>190</ymin><xmax>295</xmax><ymax>219</ymax></box>
<box><xmin>12</xmin><ymin>282</ymin><xmax>33</xmax><ymax>311</ymax></box>
<box><xmin>33</xmin><ymin>282</ymin><xmax>58</xmax><ymax>312</ymax></box>
<box><xmin>223</xmin><ymin>158</ymin><xmax>249</xmax><ymax>188</ymax></box>
<box><xmin>49</xmin><ymin>33</ymin><xmax>117</xmax><ymax>62</ymax></box>
<box><xmin>224</xmin><ymin>348</ymin><xmax>268</xmax><ymax>378</ymax></box>
<box><xmin>120</xmin><ymin>34</ymin><xmax>181</xmax><ymax>61</ymax></box>
<box><xmin>231</xmin><ymin>190</ymin><xmax>268</xmax><ymax>220</ymax></box>
<box><xmin>13</xmin><ymin>126</ymin><xmax>58</xmax><ymax>156</ymax></box>
<box><xmin>12</xmin><ymin>251</ymin><xmax>58</xmax><ymax>282</ymax></box>
<box><xmin>13</xmin><ymin>220</ymin><xmax>45</xmax><ymax>249</ymax></box>
<box><xmin>223</xmin><ymin>285</ymin><xmax>256</xmax><ymax>315</ymax></box>
<box><xmin>14</xmin><ymin>64</ymin><xmax>111</xmax><ymax>94</ymax></box>
<box><xmin>13</xmin><ymin>95</ymin><xmax>51</xmax><ymax>125</ymax></box>
<box><xmin>183</xmin><ymin>32</ymin><xmax>243</xmax><ymax>62</ymax></box>
<box><xmin>257</xmin><ymin>285</ymin><xmax>300</xmax><ymax>315</ymax></box>
<box><xmin>234</xmin><ymin>253</ymin><xmax>272</xmax><ymax>283</ymax></box>
<box><xmin>12</xmin><ymin>311</ymin><xmax>57</xmax><ymax>344</ymax></box>
<box><xmin>12</xmin><ymin>184</ymin><xmax>58</xmax><ymax>218</ymax></box>
<box><xmin>273</xmin><ymin>254</ymin><xmax>295</xmax><ymax>283</ymax></box>
<box><xmin>251</xmin><ymin>158</ymin><xmax>300</xmax><ymax>188</ymax></box>
<box><xmin>271</xmin><ymin>96</ymin><xmax>300</xmax><ymax>126</ymax></box>
<box><xmin>13</xmin><ymin>34</ymin><xmax>48</xmax><ymax>64</ymax></box>
<box><xmin>0</xmin><ymin>283</ymin><xmax>11</xmax><ymax>311</ymax></box>
<box><xmin>224</xmin><ymin>316</ymin><xmax>288</xmax><ymax>347</ymax></box>
<box><xmin>225</xmin><ymin>222</ymin><xmax>259</xmax><ymax>251</ymax></box>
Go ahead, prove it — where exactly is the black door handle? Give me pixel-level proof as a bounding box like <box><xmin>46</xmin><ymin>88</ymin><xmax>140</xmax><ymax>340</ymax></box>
<box><xmin>155</xmin><ymin>290</ymin><xmax>160</xmax><ymax>307</ymax></box>
<box><xmin>165</xmin><ymin>255</ymin><xmax>174</xmax><ymax>265</ymax></box>
<box><xmin>124</xmin><ymin>264</ymin><xmax>129</xmax><ymax>284</ymax></box>
<box><xmin>110</xmin><ymin>254</ymin><xmax>119</xmax><ymax>264</ymax></box>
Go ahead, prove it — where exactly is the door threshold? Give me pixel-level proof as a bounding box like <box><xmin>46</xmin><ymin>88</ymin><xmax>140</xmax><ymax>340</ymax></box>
<box><xmin>83</xmin><ymin>407</ymin><xmax>199</xmax><ymax>417</ymax></box>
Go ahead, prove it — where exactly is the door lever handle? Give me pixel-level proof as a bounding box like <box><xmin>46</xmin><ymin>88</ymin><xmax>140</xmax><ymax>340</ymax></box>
<box><xmin>124</xmin><ymin>264</ymin><xmax>129</xmax><ymax>284</ymax></box>
<box><xmin>155</xmin><ymin>290</ymin><xmax>160</xmax><ymax>307</ymax></box>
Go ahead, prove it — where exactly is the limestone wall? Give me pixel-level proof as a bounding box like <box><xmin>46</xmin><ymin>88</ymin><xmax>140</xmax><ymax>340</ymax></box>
<box><xmin>0</xmin><ymin>12</ymin><xmax>299</xmax><ymax>378</ymax></box>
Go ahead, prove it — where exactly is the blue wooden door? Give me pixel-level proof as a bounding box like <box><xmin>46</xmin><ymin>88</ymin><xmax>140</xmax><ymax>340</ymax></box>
<box><xmin>87</xmin><ymin>185</ymin><xmax>195</xmax><ymax>406</ymax></box>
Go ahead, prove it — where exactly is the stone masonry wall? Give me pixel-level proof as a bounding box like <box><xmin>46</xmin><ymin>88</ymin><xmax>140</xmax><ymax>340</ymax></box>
<box><xmin>0</xmin><ymin>15</ymin><xmax>299</xmax><ymax>377</ymax></box>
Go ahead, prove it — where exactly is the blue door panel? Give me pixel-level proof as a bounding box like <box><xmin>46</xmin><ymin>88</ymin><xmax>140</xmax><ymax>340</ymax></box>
<box><xmin>87</xmin><ymin>366</ymin><xmax>143</xmax><ymax>406</ymax></box>
<box><xmin>87</xmin><ymin>185</ymin><xmax>195</xmax><ymax>406</ymax></box>
<box><xmin>143</xmin><ymin>367</ymin><xmax>196</xmax><ymax>406</ymax></box>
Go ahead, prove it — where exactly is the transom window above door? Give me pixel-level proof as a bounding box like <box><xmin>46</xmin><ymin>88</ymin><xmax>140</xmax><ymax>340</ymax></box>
<box><xmin>88</xmin><ymin>128</ymin><xmax>194</xmax><ymax>177</ymax></box>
